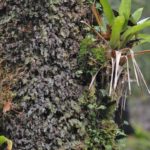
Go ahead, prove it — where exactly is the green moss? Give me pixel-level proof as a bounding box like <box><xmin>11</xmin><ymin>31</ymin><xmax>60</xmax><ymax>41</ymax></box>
<box><xmin>85</xmin><ymin>120</ymin><xmax>121</xmax><ymax>150</ymax></box>
<box><xmin>91</xmin><ymin>47</ymin><xmax>105</xmax><ymax>63</ymax></box>
<box><xmin>78</xmin><ymin>36</ymin><xmax>124</xmax><ymax>149</ymax></box>
<box><xmin>79</xmin><ymin>37</ymin><xmax>94</xmax><ymax>61</ymax></box>
<box><xmin>79</xmin><ymin>37</ymin><xmax>105</xmax><ymax>63</ymax></box>
<box><xmin>78</xmin><ymin>37</ymin><xmax>105</xmax><ymax>76</ymax></box>
<box><xmin>79</xmin><ymin>84</ymin><xmax>124</xmax><ymax>150</ymax></box>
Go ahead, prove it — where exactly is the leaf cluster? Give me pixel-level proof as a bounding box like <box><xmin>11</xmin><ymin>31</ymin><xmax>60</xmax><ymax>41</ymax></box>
<box><xmin>99</xmin><ymin>0</ymin><xmax>150</xmax><ymax>49</ymax></box>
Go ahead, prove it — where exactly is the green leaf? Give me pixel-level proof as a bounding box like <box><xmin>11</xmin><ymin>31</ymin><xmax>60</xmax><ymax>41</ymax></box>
<box><xmin>119</xmin><ymin>0</ymin><xmax>131</xmax><ymax>21</ymax></box>
<box><xmin>139</xmin><ymin>34</ymin><xmax>150</xmax><ymax>40</ymax></box>
<box><xmin>97</xmin><ymin>105</ymin><xmax>106</xmax><ymax>110</ymax></box>
<box><xmin>138</xmin><ymin>17</ymin><xmax>150</xmax><ymax>24</ymax></box>
<box><xmin>122</xmin><ymin>20</ymin><xmax>150</xmax><ymax>41</ymax></box>
<box><xmin>110</xmin><ymin>16</ymin><xmax>125</xmax><ymax>49</ymax></box>
<box><xmin>0</xmin><ymin>136</ymin><xmax>12</xmax><ymax>150</ymax></box>
<box><xmin>88</xmin><ymin>104</ymin><xmax>96</xmax><ymax>109</ymax></box>
<box><xmin>99</xmin><ymin>0</ymin><xmax>115</xmax><ymax>25</ymax></box>
<box><xmin>132</xmin><ymin>8</ymin><xmax>143</xmax><ymax>23</ymax></box>
<box><xmin>138</xmin><ymin>34</ymin><xmax>150</xmax><ymax>44</ymax></box>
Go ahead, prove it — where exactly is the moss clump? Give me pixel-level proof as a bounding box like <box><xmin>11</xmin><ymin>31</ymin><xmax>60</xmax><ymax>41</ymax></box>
<box><xmin>79</xmin><ymin>84</ymin><xmax>124</xmax><ymax>150</ymax></box>
<box><xmin>91</xmin><ymin>47</ymin><xmax>105</xmax><ymax>63</ymax></box>
<box><xmin>85</xmin><ymin>120</ymin><xmax>120</xmax><ymax>150</ymax></box>
<box><xmin>78</xmin><ymin>37</ymin><xmax>105</xmax><ymax>76</ymax></box>
<box><xmin>78</xmin><ymin>35</ymin><xmax>124</xmax><ymax>149</ymax></box>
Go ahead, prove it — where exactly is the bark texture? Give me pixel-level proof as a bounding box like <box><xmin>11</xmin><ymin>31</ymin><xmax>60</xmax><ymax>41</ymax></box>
<box><xmin>0</xmin><ymin>0</ymin><xmax>89</xmax><ymax>149</ymax></box>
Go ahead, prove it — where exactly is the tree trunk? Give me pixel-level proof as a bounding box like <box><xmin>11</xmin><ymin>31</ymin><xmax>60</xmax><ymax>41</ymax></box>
<box><xmin>0</xmin><ymin>0</ymin><xmax>130</xmax><ymax>149</ymax></box>
<box><xmin>0</xmin><ymin>1</ymin><xmax>89</xmax><ymax>149</ymax></box>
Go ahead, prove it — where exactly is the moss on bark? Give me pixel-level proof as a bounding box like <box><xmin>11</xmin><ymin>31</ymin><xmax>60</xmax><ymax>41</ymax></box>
<box><xmin>0</xmin><ymin>0</ymin><xmax>123</xmax><ymax>149</ymax></box>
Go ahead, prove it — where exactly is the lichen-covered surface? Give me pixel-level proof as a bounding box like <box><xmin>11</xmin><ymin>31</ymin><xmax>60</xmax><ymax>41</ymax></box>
<box><xmin>0</xmin><ymin>0</ymin><xmax>89</xmax><ymax>149</ymax></box>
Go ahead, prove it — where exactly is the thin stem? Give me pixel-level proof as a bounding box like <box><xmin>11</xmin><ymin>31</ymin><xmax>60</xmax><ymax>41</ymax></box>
<box><xmin>91</xmin><ymin>4</ymin><xmax>103</xmax><ymax>27</ymax></box>
<box><xmin>81</xmin><ymin>21</ymin><xmax>110</xmax><ymax>48</ymax></box>
<box><xmin>120</xmin><ymin>50</ymin><xmax>150</xmax><ymax>65</ymax></box>
<box><xmin>127</xmin><ymin>50</ymin><xmax>150</xmax><ymax>58</ymax></box>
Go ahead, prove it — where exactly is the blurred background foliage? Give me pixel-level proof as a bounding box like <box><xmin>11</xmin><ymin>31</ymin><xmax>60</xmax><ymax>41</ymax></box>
<box><xmin>110</xmin><ymin>0</ymin><xmax>150</xmax><ymax>149</ymax></box>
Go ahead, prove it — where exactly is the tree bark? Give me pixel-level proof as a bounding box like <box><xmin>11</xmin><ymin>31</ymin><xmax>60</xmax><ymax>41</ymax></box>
<box><xmin>0</xmin><ymin>0</ymin><xmax>134</xmax><ymax>149</ymax></box>
<box><xmin>0</xmin><ymin>0</ymin><xmax>89</xmax><ymax>149</ymax></box>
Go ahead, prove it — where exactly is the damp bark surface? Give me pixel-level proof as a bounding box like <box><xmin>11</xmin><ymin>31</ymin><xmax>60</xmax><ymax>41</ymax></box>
<box><xmin>0</xmin><ymin>0</ymin><xmax>89</xmax><ymax>149</ymax></box>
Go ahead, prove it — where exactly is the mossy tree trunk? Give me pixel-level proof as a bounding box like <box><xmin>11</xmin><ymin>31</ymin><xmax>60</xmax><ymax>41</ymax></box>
<box><xmin>0</xmin><ymin>0</ymin><xmax>89</xmax><ymax>149</ymax></box>
<box><xmin>0</xmin><ymin>0</ymin><xmax>123</xmax><ymax>149</ymax></box>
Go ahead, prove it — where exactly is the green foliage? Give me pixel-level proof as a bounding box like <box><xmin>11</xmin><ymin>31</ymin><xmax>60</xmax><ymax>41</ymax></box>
<box><xmin>138</xmin><ymin>34</ymin><xmax>150</xmax><ymax>44</ymax></box>
<box><xmin>91</xmin><ymin>47</ymin><xmax>105</xmax><ymax>63</ymax></box>
<box><xmin>79</xmin><ymin>37</ymin><xmax>94</xmax><ymax>59</ymax></box>
<box><xmin>78</xmin><ymin>37</ymin><xmax>105</xmax><ymax>76</ymax></box>
<box><xmin>99</xmin><ymin>0</ymin><xmax>115</xmax><ymax>25</ymax></box>
<box><xmin>0</xmin><ymin>136</ymin><xmax>12</xmax><ymax>150</ymax></box>
<box><xmin>79</xmin><ymin>0</ymin><xmax>150</xmax><ymax>149</ymax></box>
<box><xmin>85</xmin><ymin>120</ymin><xmax>120</xmax><ymax>150</ymax></box>
<box><xmin>110</xmin><ymin>16</ymin><xmax>125</xmax><ymax>48</ymax></box>
<box><xmin>98</xmin><ymin>0</ymin><xmax>150</xmax><ymax>49</ymax></box>
<box><xmin>119</xmin><ymin>0</ymin><xmax>131</xmax><ymax>21</ymax></box>
<box><xmin>79</xmin><ymin>85</ymin><xmax>124</xmax><ymax>150</ymax></box>
<box><xmin>122</xmin><ymin>20</ymin><xmax>150</xmax><ymax>44</ymax></box>
<box><xmin>132</xmin><ymin>8</ymin><xmax>143</xmax><ymax>23</ymax></box>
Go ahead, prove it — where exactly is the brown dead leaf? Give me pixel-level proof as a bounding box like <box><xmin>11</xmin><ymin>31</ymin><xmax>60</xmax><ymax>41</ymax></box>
<box><xmin>7</xmin><ymin>140</ymin><xmax>13</xmax><ymax>150</ymax></box>
<box><xmin>3</xmin><ymin>101</ymin><xmax>12</xmax><ymax>113</ymax></box>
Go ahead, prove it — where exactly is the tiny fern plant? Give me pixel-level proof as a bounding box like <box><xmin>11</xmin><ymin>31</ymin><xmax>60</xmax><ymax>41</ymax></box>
<box><xmin>80</xmin><ymin>0</ymin><xmax>150</xmax><ymax>102</ymax></box>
